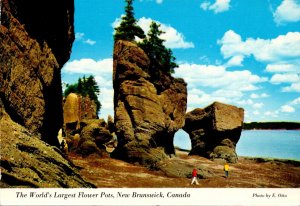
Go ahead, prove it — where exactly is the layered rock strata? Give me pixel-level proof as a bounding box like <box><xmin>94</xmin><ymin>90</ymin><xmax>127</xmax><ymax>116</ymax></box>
<box><xmin>0</xmin><ymin>0</ymin><xmax>74</xmax><ymax>146</ymax></box>
<box><xmin>0</xmin><ymin>104</ymin><xmax>94</xmax><ymax>188</ymax></box>
<box><xmin>112</xmin><ymin>40</ymin><xmax>187</xmax><ymax>166</ymax></box>
<box><xmin>183</xmin><ymin>102</ymin><xmax>244</xmax><ymax>163</ymax></box>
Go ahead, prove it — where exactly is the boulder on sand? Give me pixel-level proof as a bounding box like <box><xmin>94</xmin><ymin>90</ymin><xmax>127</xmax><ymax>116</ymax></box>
<box><xmin>183</xmin><ymin>102</ymin><xmax>244</xmax><ymax>163</ymax></box>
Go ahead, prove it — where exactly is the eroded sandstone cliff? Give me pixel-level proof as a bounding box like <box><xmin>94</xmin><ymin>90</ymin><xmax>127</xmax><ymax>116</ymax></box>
<box><xmin>183</xmin><ymin>102</ymin><xmax>244</xmax><ymax>163</ymax></box>
<box><xmin>0</xmin><ymin>0</ymin><xmax>74</xmax><ymax>146</ymax></box>
<box><xmin>112</xmin><ymin>40</ymin><xmax>187</xmax><ymax>167</ymax></box>
<box><xmin>0</xmin><ymin>101</ymin><xmax>94</xmax><ymax>188</ymax></box>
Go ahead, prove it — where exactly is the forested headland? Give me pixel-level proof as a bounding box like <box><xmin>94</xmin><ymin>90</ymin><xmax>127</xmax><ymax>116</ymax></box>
<box><xmin>243</xmin><ymin>122</ymin><xmax>300</xmax><ymax>130</ymax></box>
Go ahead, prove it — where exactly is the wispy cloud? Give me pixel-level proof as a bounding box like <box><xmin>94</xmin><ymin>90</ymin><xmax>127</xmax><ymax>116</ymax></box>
<box><xmin>273</xmin><ymin>0</ymin><xmax>300</xmax><ymax>25</ymax></box>
<box><xmin>139</xmin><ymin>0</ymin><xmax>163</xmax><ymax>4</ymax></box>
<box><xmin>75</xmin><ymin>32</ymin><xmax>96</xmax><ymax>46</ymax></box>
<box><xmin>250</xmin><ymin>93</ymin><xmax>269</xmax><ymax>99</ymax></box>
<box><xmin>200</xmin><ymin>0</ymin><xmax>231</xmax><ymax>14</ymax></box>
<box><xmin>84</xmin><ymin>39</ymin><xmax>96</xmax><ymax>45</ymax></box>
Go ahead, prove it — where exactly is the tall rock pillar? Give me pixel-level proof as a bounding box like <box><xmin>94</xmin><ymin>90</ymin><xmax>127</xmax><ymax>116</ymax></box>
<box><xmin>112</xmin><ymin>40</ymin><xmax>187</xmax><ymax>167</ymax></box>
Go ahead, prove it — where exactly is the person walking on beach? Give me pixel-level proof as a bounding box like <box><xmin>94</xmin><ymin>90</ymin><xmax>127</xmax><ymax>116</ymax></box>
<box><xmin>191</xmin><ymin>168</ymin><xmax>199</xmax><ymax>185</ymax></box>
<box><xmin>224</xmin><ymin>161</ymin><xmax>229</xmax><ymax>178</ymax></box>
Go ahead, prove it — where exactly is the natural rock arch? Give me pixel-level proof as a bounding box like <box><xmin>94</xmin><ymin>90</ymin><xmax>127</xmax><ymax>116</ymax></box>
<box><xmin>173</xmin><ymin>129</ymin><xmax>191</xmax><ymax>151</ymax></box>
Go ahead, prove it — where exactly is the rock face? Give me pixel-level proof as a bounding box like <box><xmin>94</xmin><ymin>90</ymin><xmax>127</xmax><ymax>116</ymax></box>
<box><xmin>112</xmin><ymin>40</ymin><xmax>187</xmax><ymax>166</ymax></box>
<box><xmin>62</xmin><ymin>93</ymin><xmax>112</xmax><ymax>156</ymax></box>
<box><xmin>0</xmin><ymin>103</ymin><xmax>94</xmax><ymax>188</ymax></box>
<box><xmin>0</xmin><ymin>0</ymin><xmax>74</xmax><ymax>146</ymax></box>
<box><xmin>63</xmin><ymin>93</ymin><xmax>98</xmax><ymax>132</ymax></box>
<box><xmin>183</xmin><ymin>102</ymin><xmax>244</xmax><ymax>163</ymax></box>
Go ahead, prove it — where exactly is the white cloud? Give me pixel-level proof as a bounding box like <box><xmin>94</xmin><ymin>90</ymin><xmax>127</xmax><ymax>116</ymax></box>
<box><xmin>282</xmin><ymin>82</ymin><xmax>300</xmax><ymax>92</ymax></box>
<box><xmin>237</xmin><ymin>99</ymin><xmax>254</xmax><ymax>106</ymax></box>
<box><xmin>253</xmin><ymin>102</ymin><xmax>264</xmax><ymax>109</ymax></box>
<box><xmin>63</xmin><ymin>58</ymin><xmax>112</xmax><ymax>76</ymax></box>
<box><xmin>200</xmin><ymin>2</ymin><xmax>211</xmax><ymax>10</ymax></box>
<box><xmin>236</xmin><ymin>99</ymin><xmax>264</xmax><ymax>109</ymax></box>
<box><xmin>270</xmin><ymin>73</ymin><xmax>300</xmax><ymax>84</ymax></box>
<box><xmin>175</xmin><ymin>63</ymin><xmax>267</xmax><ymax>91</ymax></box>
<box><xmin>75</xmin><ymin>32</ymin><xmax>96</xmax><ymax>46</ymax></box>
<box><xmin>113</xmin><ymin>17</ymin><xmax>194</xmax><ymax>49</ymax></box>
<box><xmin>139</xmin><ymin>0</ymin><xmax>163</xmax><ymax>4</ymax></box>
<box><xmin>264</xmin><ymin>110</ymin><xmax>279</xmax><ymax>118</ymax></box>
<box><xmin>253</xmin><ymin>110</ymin><xmax>260</xmax><ymax>115</ymax></box>
<box><xmin>273</xmin><ymin>0</ymin><xmax>300</xmax><ymax>25</ymax></box>
<box><xmin>62</xmin><ymin>58</ymin><xmax>114</xmax><ymax>119</ymax></box>
<box><xmin>98</xmin><ymin>88</ymin><xmax>114</xmax><ymax>118</ymax></box>
<box><xmin>290</xmin><ymin>97</ymin><xmax>300</xmax><ymax>105</ymax></box>
<box><xmin>250</xmin><ymin>93</ymin><xmax>269</xmax><ymax>99</ymax></box>
<box><xmin>75</xmin><ymin>32</ymin><xmax>84</xmax><ymax>40</ymax></box>
<box><xmin>84</xmin><ymin>39</ymin><xmax>96</xmax><ymax>45</ymax></box>
<box><xmin>224</xmin><ymin>55</ymin><xmax>244</xmax><ymax>67</ymax></box>
<box><xmin>219</xmin><ymin>30</ymin><xmax>300</xmax><ymax>93</ymax></box>
<box><xmin>281</xmin><ymin>105</ymin><xmax>295</xmax><ymax>113</ymax></box>
<box><xmin>137</xmin><ymin>17</ymin><xmax>194</xmax><ymax>49</ymax></box>
<box><xmin>266</xmin><ymin>64</ymin><xmax>300</xmax><ymax>73</ymax></box>
<box><xmin>219</xmin><ymin>30</ymin><xmax>300</xmax><ymax>62</ymax></box>
<box><xmin>201</xmin><ymin>0</ymin><xmax>231</xmax><ymax>14</ymax></box>
<box><xmin>174</xmin><ymin>63</ymin><xmax>267</xmax><ymax>111</ymax></box>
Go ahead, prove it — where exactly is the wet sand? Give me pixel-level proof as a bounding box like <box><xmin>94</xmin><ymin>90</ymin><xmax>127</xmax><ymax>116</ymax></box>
<box><xmin>69</xmin><ymin>150</ymin><xmax>300</xmax><ymax>188</ymax></box>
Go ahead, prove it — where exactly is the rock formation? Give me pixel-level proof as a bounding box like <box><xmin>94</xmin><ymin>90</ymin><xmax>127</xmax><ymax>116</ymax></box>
<box><xmin>0</xmin><ymin>0</ymin><xmax>74</xmax><ymax>146</ymax></box>
<box><xmin>112</xmin><ymin>40</ymin><xmax>187</xmax><ymax>167</ymax></box>
<box><xmin>62</xmin><ymin>93</ymin><xmax>113</xmax><ymax>156</ymax></box>
<box><xmin>75</xmin><ymin>119</ymin><xmax>114</xmax><ymax>156</ymax></box>
<box><xmin>0</xmin><ymin>102</ymin><xmax>94</xmax><ymax>188</ymax></box>
<box><xmin>183</xmin><ymin>102</ymin><xmax>244</xmax><ymax>163</ymax></box>
<box><xmin>0</xmin><ymin>0</ymin><xmax>93</xmax><ymax>188</ymax></box>
<box><xmin>63</xmin><ymin>93</ymin><xmax>98</xmax><ymax>132</ymax></box>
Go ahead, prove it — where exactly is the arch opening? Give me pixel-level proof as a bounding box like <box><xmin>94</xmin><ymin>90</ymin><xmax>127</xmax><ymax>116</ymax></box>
<box><xmin>173</xmin><ymin>129</ymin><xmax>191</xmax><ymax>152</ymax></box>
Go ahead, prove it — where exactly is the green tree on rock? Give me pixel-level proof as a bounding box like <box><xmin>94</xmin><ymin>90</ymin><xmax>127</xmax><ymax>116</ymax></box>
<box><xmin>114</xmin><ymin>0</ymin><xmax>145</xmax><ymax>41</ymax></box>
<box><xmin>139</xmin><ymin>21</ymin><xmax>178</xmax><ymax>75</ymax></box>
<box><xmin>64</xmin><ymin>75</ymin><xmax>101</xmax><ymax>114</ymax></box>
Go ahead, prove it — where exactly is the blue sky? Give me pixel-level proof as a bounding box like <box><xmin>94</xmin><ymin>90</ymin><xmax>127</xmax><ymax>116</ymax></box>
<box><xmin>62</xmin><ymin>0</ymin><xmax>300</xmax><ymax>123</ymax></box>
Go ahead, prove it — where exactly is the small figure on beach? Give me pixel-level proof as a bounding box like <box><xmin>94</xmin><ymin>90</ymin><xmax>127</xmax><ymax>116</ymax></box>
<box><xmin>64</xmin><ymin>141</ymin><xmax>69</xmax><ymax>155</ymax></box>
<box><xmin>224</xmin><ymin>161</ymin><xmax>229</xmax><ymax>178</ymax></box>
<box><xmin>191</xmin><ymin>168</ymin><xmax>199</xmax><ymax>185</ymax></box>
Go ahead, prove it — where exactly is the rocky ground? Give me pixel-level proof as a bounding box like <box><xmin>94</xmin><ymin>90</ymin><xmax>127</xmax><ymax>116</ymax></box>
<box><xmin>69</xmin><ymin>149</ymin><xmax>300</xmax><ymax>188</ymax></box>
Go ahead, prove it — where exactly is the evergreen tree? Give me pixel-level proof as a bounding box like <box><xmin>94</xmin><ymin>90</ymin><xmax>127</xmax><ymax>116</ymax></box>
<box><xmin>114</xmin><ymin>0</ymin><xmax>145</xmax><ymax>41</ymax></box>
<box><xmin>139</xmin><ymin>21</ymin><xmax>178</xmax><ymax>74</ymax></box>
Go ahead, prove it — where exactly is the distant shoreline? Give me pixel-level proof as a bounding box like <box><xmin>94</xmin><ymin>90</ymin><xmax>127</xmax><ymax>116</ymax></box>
<box><xmin>239</xmin><ymin>156</ymin><xmax>300</xmax><ymax>166</ymax></box>
<box><xmin>175</xmin><ymin>148</ymin><xmax>300</xmax><ymax>163</ymax></box>
<box><xmin>243</xmin><ymin>122</ymin><xmax>300</xmax><ymax>130</ymax></box>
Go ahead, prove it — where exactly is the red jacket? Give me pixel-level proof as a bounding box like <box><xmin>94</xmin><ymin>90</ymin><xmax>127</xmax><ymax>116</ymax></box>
<box><xmin>192</xmin><ymin>169</ymin><xmax>197</xmax><ymax>177</ymax></box>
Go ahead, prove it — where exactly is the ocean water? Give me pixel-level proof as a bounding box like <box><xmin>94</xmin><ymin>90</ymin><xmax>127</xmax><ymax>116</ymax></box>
<box><xmin>174</xmin><ymin>129</ymin><xmax>300</xmax><ymax>160</ymax></box>
<box><xmin>236</xmin><ymin>130</ymin><xmax>300</xmax><ymax>160</ymax></box>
